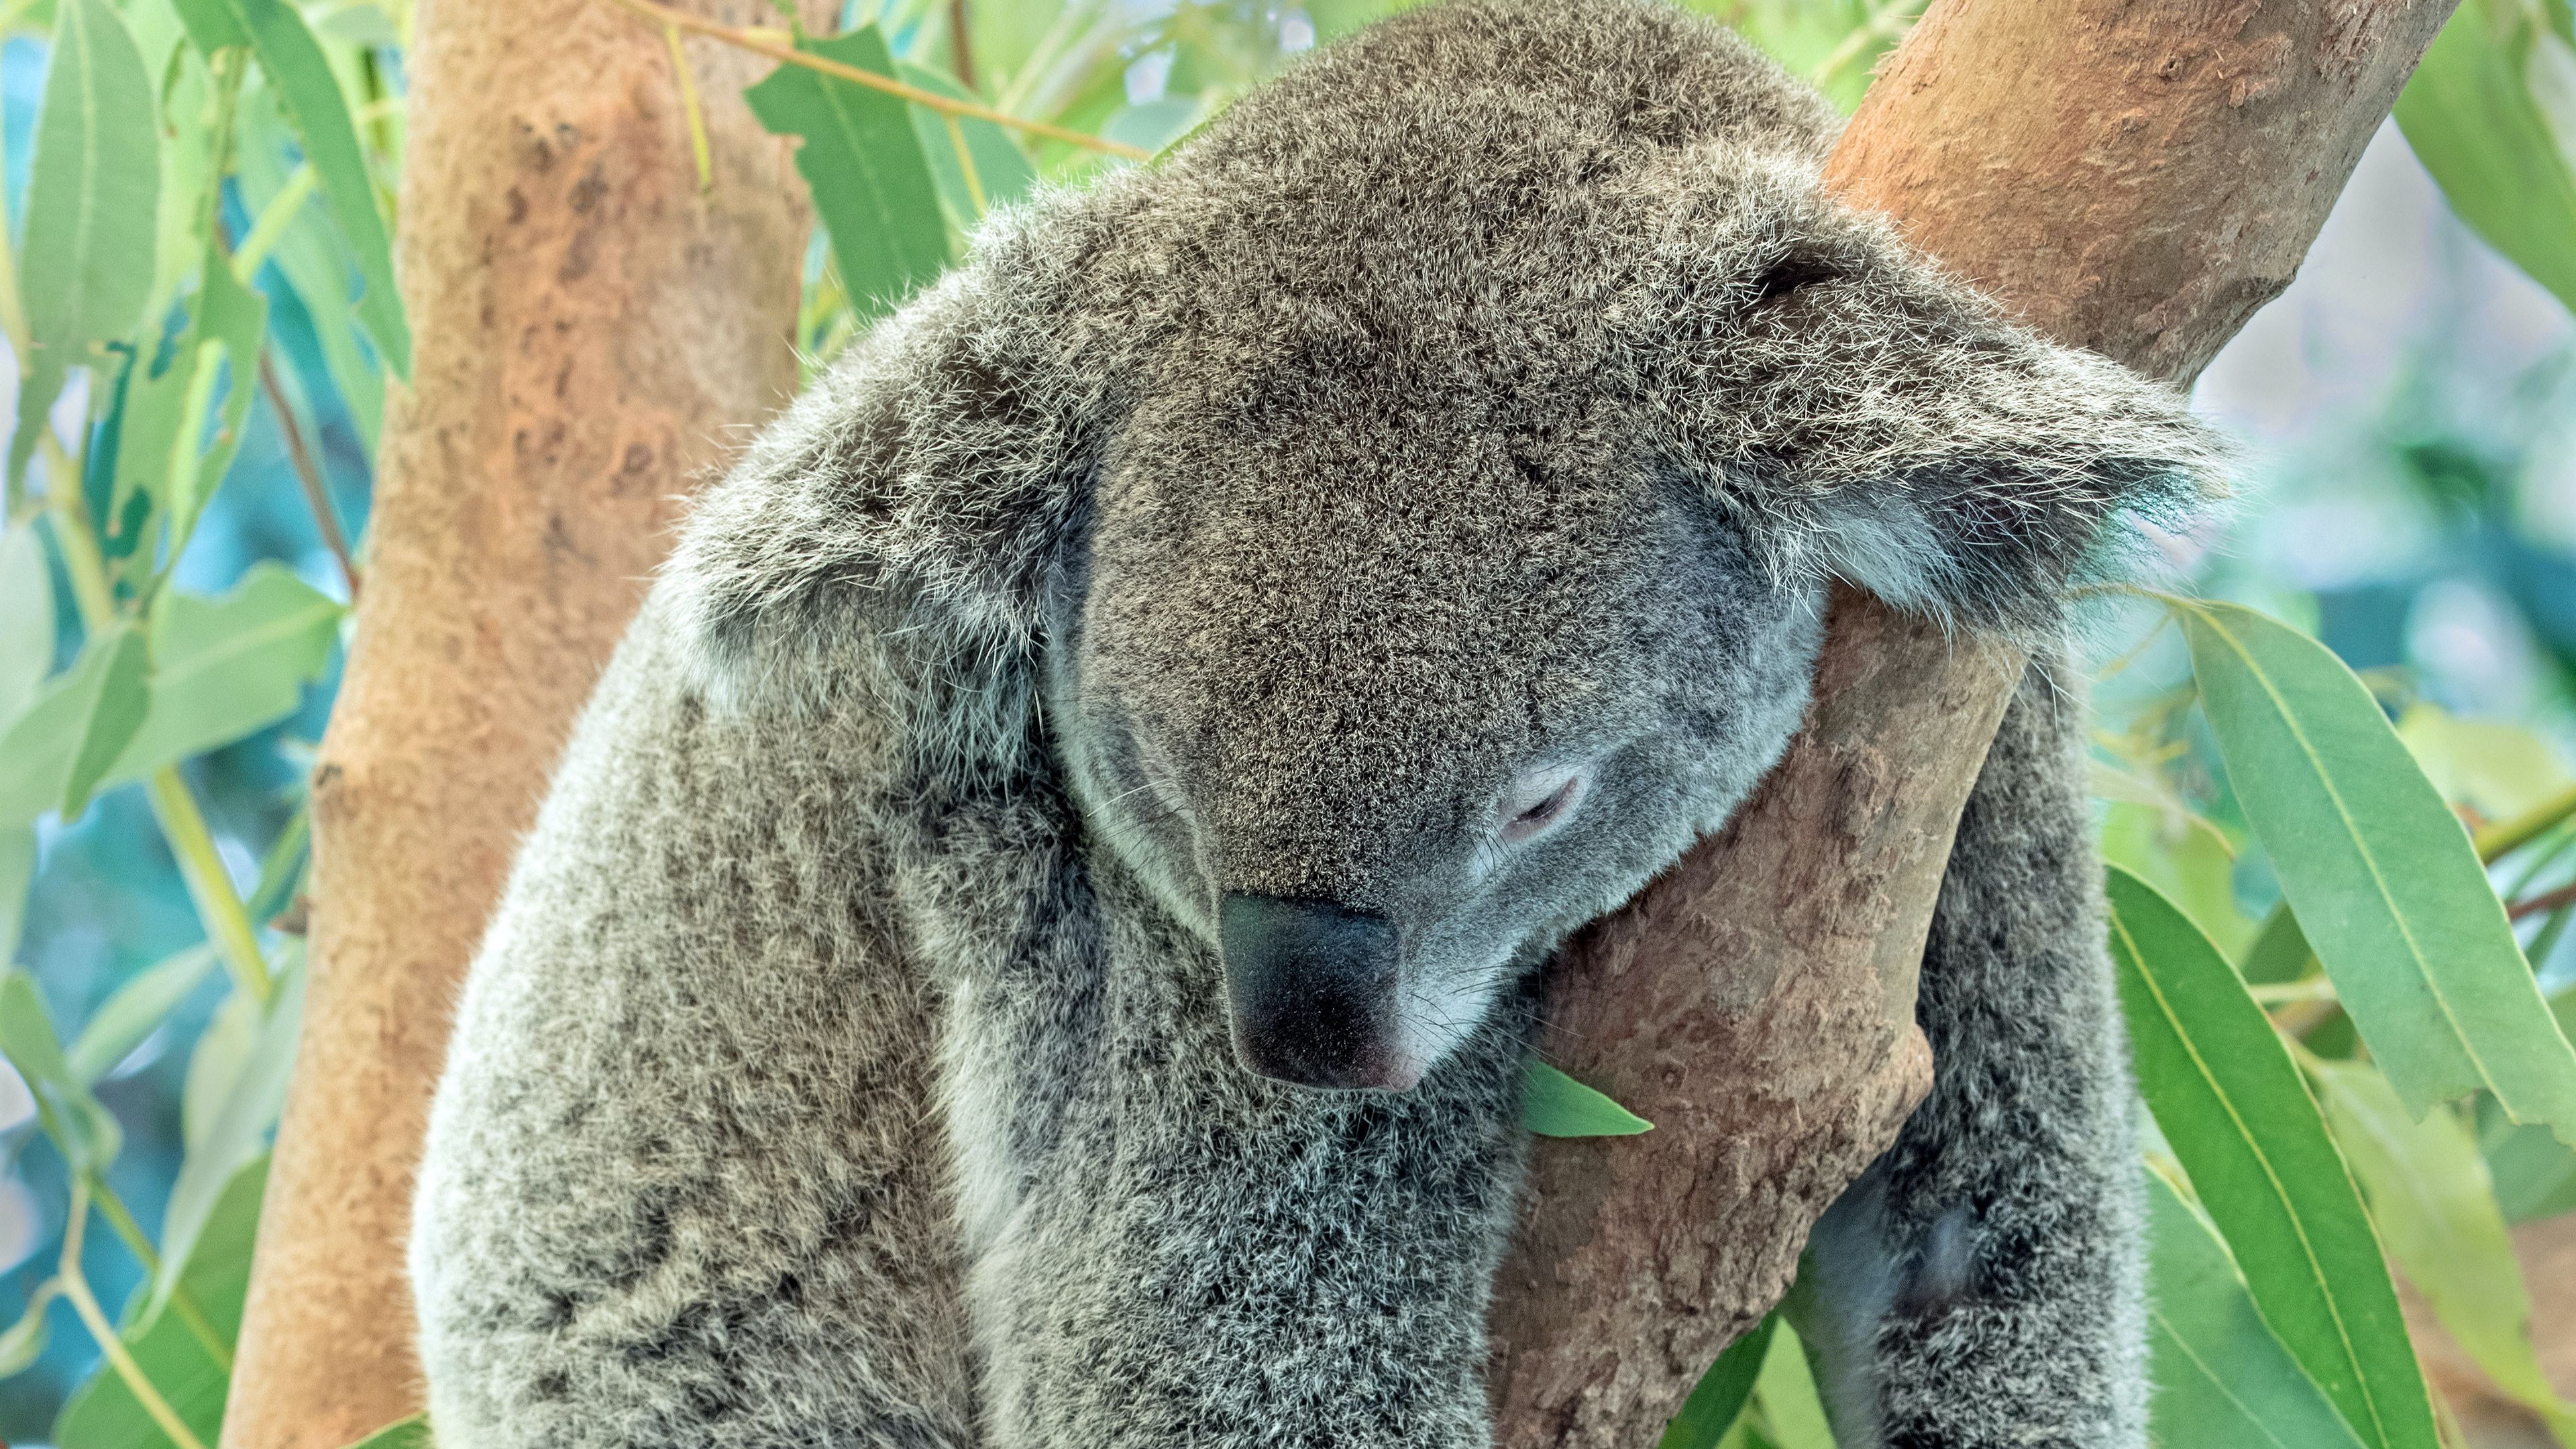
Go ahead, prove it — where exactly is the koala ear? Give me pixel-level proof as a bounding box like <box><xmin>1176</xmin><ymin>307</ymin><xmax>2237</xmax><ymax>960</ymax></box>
<box><xmin>1627</xmin><ymin>160</ymin><xmax>2231</xmax><ymax>637</ymax></box>
<box><xmin>656</xmin><ymin>213</ymin><xmax>1112</xmax><ymax>769</ymax></box>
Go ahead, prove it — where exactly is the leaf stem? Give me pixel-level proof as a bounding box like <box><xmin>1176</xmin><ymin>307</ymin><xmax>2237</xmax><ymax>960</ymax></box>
<box><xmin>2507</xmin><ymin>879</ymin><xmax>2576</xmax><ymax>925</ymax></box>
<box><xmin>600</xmin><ymin>0</ymin><xmax>1152</xmax><ymax>158</ymax></box>
<box><xmin>58</xmin><ymin>1182</ymin><xmax>213</xmax><ymax>1449</ymax></box>
<box><xmin>146</xmin><ymin>769</ymin><xmax>274</xmax><ymax>1006</ymax></box>
<box><xmin>2479</xmin><ymin>782</ymin><xmax>2576</xmax><ymax>864</ymax></box>
<box><xmin>84</xmin><ymin>1172</ymin><xmax>233</xmax><ymax>1373</ymax></box>
<box><xmin>664</xmin><ymin>22</ymin><xmax>716</xmax><ymax>192</ymax></box>
<box><xmin>231</xmin><ymin>163</ymin><xmax>320</xmax><ymax>284</ymax></box>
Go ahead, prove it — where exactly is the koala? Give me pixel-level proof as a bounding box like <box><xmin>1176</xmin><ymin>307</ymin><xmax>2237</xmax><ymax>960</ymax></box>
<box><xmin>407</xmin><ymin>1</ymin><xmax>2224</xmax><ymax>1445</ymax></box>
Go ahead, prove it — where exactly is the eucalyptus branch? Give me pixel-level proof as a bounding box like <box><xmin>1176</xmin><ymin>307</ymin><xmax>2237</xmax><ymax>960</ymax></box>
<box><xmin>599</xmin><ymin>0</ymin><xmax>1152</xmax><ymax>159</ymax></box>
<box><xmin>58</xmin><ymin>1183</ymin><xmax>213</xmax><ymax>1449</ymax></box>
<box><xmin>2479</xmin><ymin>782</ymin><xmax>2576</xmax><ymax>863</ymax></box>
<box><xmin>663</xmin><ymin>23</ymin><xmax>716</xmax><ymax>193</ymax></box>
<box><xmin>257</xmin><ymin>354</ymin><xmax>362</xmax><ymax>600</ymax></box>
<box><xmin>2507</xmin><ymin>879</ymin><xmax>2576</xmax><ymax>924</ymax></box>
<box><xmin>85</xmin><ymin>1173</ymin><xmax>234</xmax><ymax>1373</ymax></box>
<box><xmin>146</xmin><ymin>769</ymin><xmax>275</xmax><ymax>1006</ymax></box>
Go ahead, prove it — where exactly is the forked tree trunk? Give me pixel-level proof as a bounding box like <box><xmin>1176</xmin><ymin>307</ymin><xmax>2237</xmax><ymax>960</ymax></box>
<box><xmin>1487</xmin><ymin>1</ymin><xmax>2461</xmax><ymax>1443</ymax></box>
<box><xmin>217</xmin><ymin>0</ymin><xmax>827</xmax><ymax>1441</ymax></box>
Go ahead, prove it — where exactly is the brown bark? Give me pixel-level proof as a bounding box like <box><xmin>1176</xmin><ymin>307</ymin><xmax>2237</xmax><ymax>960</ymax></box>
<box><xmin>1487</xmin><ymin>2</ymin><xmax>2461</xmax><ymax>1443</ymax></box>
<box><xmin>217</xmin><ymin>0</ymin><xmax>827</xmax><ymax>1440</ymax></box>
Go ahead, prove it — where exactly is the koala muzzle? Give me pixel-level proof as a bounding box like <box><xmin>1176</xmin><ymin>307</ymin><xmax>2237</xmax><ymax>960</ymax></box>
<box><xmin>1218</xmin><ymin>894</ymin><xmax>1413</xmax><ymax>1091</ymax></box>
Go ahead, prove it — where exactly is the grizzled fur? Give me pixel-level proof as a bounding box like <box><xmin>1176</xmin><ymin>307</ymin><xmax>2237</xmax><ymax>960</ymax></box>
<box><xmin>409</xmin><ymin>1</ymin><xmax>2224</xmax><ymax>1445</ymax></box>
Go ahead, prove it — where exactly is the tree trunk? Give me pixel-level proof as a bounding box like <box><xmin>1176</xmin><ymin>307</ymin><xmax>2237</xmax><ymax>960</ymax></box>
<box><xmin>217</xmin><ymin>0</ymin><xmax>825</xmax><ymax>1440</ymax></box>
<box><xmin>1487</xmin><ymin>2</ymin><xmax>2461</xmax><ymax>1443</ymax></box>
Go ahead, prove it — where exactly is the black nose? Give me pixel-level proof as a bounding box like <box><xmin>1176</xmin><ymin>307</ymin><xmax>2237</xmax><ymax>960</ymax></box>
<box><xmin>1218</xmin><ymin>894</ymin><xmax>1411</xmax><ymax>1091</ymax></box>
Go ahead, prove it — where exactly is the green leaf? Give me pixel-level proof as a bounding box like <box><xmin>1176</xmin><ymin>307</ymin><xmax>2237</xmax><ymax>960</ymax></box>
<box><xmin>2177</xmin><ymin>599</ymin><xmax>2576</xmax><ymax>1137</ymax></box>
<box><xmin>169</xmin><ymin>0</ymin><xmax>409</xmax><ymax>377</ymax></box>
<box><xmin>67</xmin><ymin>943</ymin><xmax>221</xmax><ymax>1084</ymax></box>
<box><xmin>181</xmin><ymin>987</ymin><xmax>257</xmax><ymax>1151</ymax></box>
<box><xmin>745</xmin><ymin>26</ymin><xmax>950</xmax><ymax>323</ymax></box>
<box><xmin>1750</xmin><ymin>1320</ymin><xmax>1836</xmax><ymax>1449</ymax></box>
<box><xmin>2107</xmin><ymin>867</ymin><xmax>2438</xmax><ymax>1449</ymax></box>
<box><xmin>2311</xmin><ymin>1061</ymin><xmax>2576</xmax><ymax>1439</ymax></box>
<box><xmin>341</xmin><ymin>1414</ymin><xmax>431</xmax><ymax>1449</ymax></box>
<box><xmin>0</xmin><ymin>969</ymin><xmax>120</xmax><ymax>1170</ymax></box>
<box><xmin>2101</xmin><ymin>799</ymin><xmax>2251</xmax><ymax>957</ymax></box>
<box><xmin>150</xmin><ymin>950</ymin><xmax>301</xmax><ymax>1320</ymax></box>
<box><xmin>0</xmin><ymin>525</ymin><xmax>54</xmax><ymax>721</ymax></box>
<box><xmin>2398</xmin><ymin>702</ymin><xmax>2575</xmax><ymax>823</ymax></box>
<box><xmin>9</xmin><ymin>0</ymin><xmax>160</xmax><ymax>486</ymax></box>
<box><xmin>238</xmin><ymin>90</ymin><xmax>382</xmax><ymax>449</ymax></box>
<box><xmin>898</xmin><ymin>60</ymin><xmax>1038</xmax><ymax>227</ymax></box>
<box><xmin>0</xmin><ymin>828</ymin><xmax>32</xmax><ymax>963</ymax></box>
<box><xmin>1521</xmin><ymin>1060</ymin><xmax>1653</xmax><ymax>1137</ymax></box>
<box><xmin>111</xmin><ymin>563</ymin><xmax>340</xmax><ymax>780</ymax></box>
<box><xmin>54</xmin><ymin>1155</ymin><xmax>267</xmax><ymax>1449</ymax></box>
<box><xmin>2239</xmin><ymin>904</ymin><xmax>2317</xmax><ymax>988</ymax></box>
<box><xmin>2395</xmin><ymin>0</ymin><xmax>2576</xmax><ymax>318</ymax></box>
<box><xmin>2484</xmin><ymin>1091</ymin><xmax>2576</xmax><ymax>1224</ymax></box>
<box><xmin>1662</xmin><ymin>1313</ymin><xmax>1778</xmax><ymax>1449</ymax></box>
<box><xmin>154</xmin><ymin>949</ymin><xmax>303</xmax><ymax>1320</ymax></box>
<box><xmin>0</xmin><ymin>623</ymin><xmax>154</xmax><ymax>827</ymax></box>
<box><xmin>0</xmin><ymin>1279</ymin><xmax>59</xmax><ymax>1377</ymax></box>
<box><xmin>2142</xmin><ymin>1168</ymin><xmax>2371</xmax><ymax>1449</ymax></box>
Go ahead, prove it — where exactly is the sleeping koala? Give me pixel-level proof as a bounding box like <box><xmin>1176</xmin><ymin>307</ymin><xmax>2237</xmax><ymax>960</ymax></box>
<box><xmin>407</xmin><ymin>0</ymin><xmax>2224</xmax><ymax>1444</ymax></box>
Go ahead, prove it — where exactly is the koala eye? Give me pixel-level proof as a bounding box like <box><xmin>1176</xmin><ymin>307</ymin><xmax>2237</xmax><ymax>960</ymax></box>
<box><xmin>1747</xmin><ymin>254</ymin><xmax>1842</xmax><ymax>308</ymax></box>
<box><xmin>1495</xmin><ymin>768</ymin><xmax>1590</xmax><ymax>847</ymax></box>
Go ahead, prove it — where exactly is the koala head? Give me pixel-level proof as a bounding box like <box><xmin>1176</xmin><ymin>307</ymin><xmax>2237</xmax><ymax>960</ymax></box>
<box><xmin>667</xmin><ymin>0</ymin><xmax>2226</xmax><ymax>1094</ymax></box>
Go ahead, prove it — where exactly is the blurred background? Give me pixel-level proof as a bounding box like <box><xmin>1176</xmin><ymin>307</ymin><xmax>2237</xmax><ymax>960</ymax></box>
<box><xmin>3</xmin><ymin>0</ymin><xmax>2573</xmax><ymax>1444</ymax></box>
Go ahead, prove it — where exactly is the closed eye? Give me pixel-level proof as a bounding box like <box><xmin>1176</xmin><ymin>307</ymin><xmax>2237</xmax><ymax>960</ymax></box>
<box><xmin>1496</xmin><ymin>770</ymin><xmax>1589</xmax><ymax>847</ymax></box>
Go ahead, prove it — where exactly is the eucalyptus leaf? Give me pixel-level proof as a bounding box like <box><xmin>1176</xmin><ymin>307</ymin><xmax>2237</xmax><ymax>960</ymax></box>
<box><xmin>0</xmin><ymin>828</ymin><xmax>32</xmax><ymax>964</ymax></box>
<box><xmin>111</xmin><ymin>562</ymin><xmax>341</xmax><ymax>782</ymax></box>
<box><xmin>898</xmin><ymin>60</ymin><xmax>1038</xmax><ymax>227</ymax></box>
<box><xmin>2141</xmin><ymin>1169</ymin><xmax>2369</xmax><ymax>1449</ymax></box>
<box><xmin>2395</xmin><ymin>0</ymin><xmax>2576</xmax><ymax>317</ymax></box>
<box><xmin>1522</xmin><ymin>1060</ymin><xmax>1653</xmax><ymax>1138</ymax></box>
<box><xmin>2178</xmin><ymin>598</ymin><xmax>2576</xmax><ymax>1138</ymax></box>
<box><xmin>151</xmin><ymin>953</ymin><xmax>301</xmax><ymax>1320</ymax></box>
<box><xmin>54</xmin><ymin>1156</ymin><xmax>267</xmax><ymax>1449</ymax></box>
<box><xmin>238</xmin><ymin>89</ymin><xmax>382</xmax><ymax>449</ymax></box>
<box><xmin>0</xmin><ymin>525</ymin><xmax>54</xmax><ymax>721</ymax></box>
<box><xmin>168</xmin><ymin>0</ymin><xmax>409</xmax><ymax>376</ymax></box>
<box><xmin>181</xmin><ymin>985</ymin><xmax>258</xmax><ymax>1152</ymax></box>
<box><xmin>2108</xmin><ymin>867</ymin><xmax>2438</xmax><ymax>1449</ymax></box>
<box><xmin>0</xmin><ymin>623</ymin><xmax>152</xmax><ymax>828</ymax></box>
<box><xmin>2311</xmin><ymin>1060</ymin><xmax>2576</xmax><ymax>1439</ymax></box>
<box><xmin>745</xmin><ymin>26</ymin><xmax>951</xmax><ymax>323</ymax></box>
<box><xmin>0</xmin><ymin>1280</ymin><xmax>59</xmax><ymax>1378</ymax></box>
<box><xmin>1662</xmin><ymin>1313</ymin><xmax>1777</xmax><ymax>1449</ymax></box>
<box><xmin>340</xmin><ymin>1414</ymin><xmax>431</xmax><ymax>1449</ymax></box>
<box><xmin>1750</xmin><ymin>1320</ymin><xmax>1835</xmax><ymax>1449</ymax></box>
<box><xmin>10</xmin><ymin>0</ymin><xmax>160</xmax><ymax>486</ymax></box>
<box><xmin>67</xmin><ymin>943</ymin><xmax>221</xmax><ymax>1085</ymax></box>
<box><xmin>0</xmin><ymin>969</ymin><xmax>120</xmax><ymax>1170</ymax></box>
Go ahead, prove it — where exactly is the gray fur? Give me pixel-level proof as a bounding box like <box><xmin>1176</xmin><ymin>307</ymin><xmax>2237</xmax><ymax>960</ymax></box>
<box><xmin>410</xmin><ymin>2</ymin><xmax>2221</xmax><ymax>1444</ymax></box>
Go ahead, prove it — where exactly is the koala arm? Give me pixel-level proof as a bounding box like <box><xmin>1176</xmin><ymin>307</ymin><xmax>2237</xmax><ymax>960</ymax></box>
<box><xmin>1792</xmin><ymin>657</ymin><xmax>2147</xmax><ymax>1449</ymax></box>
<box><xmin>407</xmin><ymin>602</ymin><xmax>973</xmax><ymax>1449</ymax></box>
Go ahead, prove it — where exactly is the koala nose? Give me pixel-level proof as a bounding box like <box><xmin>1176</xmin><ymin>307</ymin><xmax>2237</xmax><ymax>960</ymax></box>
<box><xmin>1218</xmin><ymin>894</ymin><xmax>1415</xmax><ymax>1092</ymax></box>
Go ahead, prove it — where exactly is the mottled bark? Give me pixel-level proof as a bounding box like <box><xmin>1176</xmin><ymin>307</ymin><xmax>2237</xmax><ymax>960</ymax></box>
<box><xmin>217</xmin><ymin>0</ymin><xmax>826</xmax><ymax>1439</ymax></box>
<box><xmin>1487</xmin><ymin>2</ymin><xmax>2461</xmax><ymax>1442</ymax></box>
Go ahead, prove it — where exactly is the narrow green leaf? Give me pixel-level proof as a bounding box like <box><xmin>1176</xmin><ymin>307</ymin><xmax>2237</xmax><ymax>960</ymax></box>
<box><xmin>0</xmin><ymin>969</ymin><xmax>121</xmax><ymax>1170</ymax></box>
<box><xmin>54</xmin><ymin>1155</ymin><xmax>267</xmax><ymax>1449</ymax></box>
<box><xmin>898</xmin><ymin>60</ymin><xmax>1038</xmax><ymax>226</ymax></box>
<box><xmin>1750</xmin><ymin>1322</ymin><xmax>1835</xmax><ymax>1449</ymax></box>
<box><xmin>112</xmin><ymin>562</ymin><xmax>340</xmax><ymax>780</ymax></box>
<box><xmin>341</xmin><ymin>1414</ymin><xmax>431</xmax><ymax>1449</ymax></box>
<box><xmin>10</xmin><ymin>0</ymin><xmax>161</xmax><ymax>484</ymax></box>
<box><xmin>2142</xmin><ymin>1169</ymin><xmax>2370</xmax><ymax>1449</ymax></box>
<box><xmin>2395</xmin><ymin>0</ymin><xmax>2576</xmax><ymax>317</ymax></box>
<box><xmin>58</xmin><ymin>624</ymin><xmax>150</xmax><ymax>820</ymax></box>
<box><xmin>2311</xmin><ymin>1061</ymin><xmax>2576</xmax><ymax>1439</ymax></box>
<box><xmin>0</xmin><ymin>525</ymin><xmax>54</xmax><ymax>720</ymax></box>
<box><xmin>1522</xmin><ymin>1060</ymin><xmax>1653</xmax><ymax>1138</ymax></box>
<box><xmin>2484</xmin><ymin>1097</ymin><xmax>2576</xmax><ymax>1224</ymax></box>
<box><xmin>1662</xmin><ymin>1313</ymin><xmax>1778</xmax><ymax>1449</ymax></box>
<box><xmin>67</xmin><ymin>943</ymin><xmax>221</xmax><ymax>1084</ymax></box>
<box><xmin>744</xmin><ymin>26</ymin><xmax>950</xmax><ymax>323</ymax></box>
<box><xmin>2101</xmin><ymin>799</ymin><xmax>2253</xmax><ymax>956</ymax></box>
<box><xmin>151</xmin><ymin>952</ymin><xmax>301</xmax><ymax>1320</ymax></box>
<box><xmin>181</xmin><ymin>987</ymin><xmax>258</xmax><ymax>1151</ymax></box>
<box><xmin>2108</xmin><ymin>867</ymin><xmax>2438</xmax><ymax>1449</ymax></box>
<box><xmin>2240</xmin><ymin>904</ymin><xmax>2316</xmax><ymax>987</ymax></box>
<box><xmin>170</xmin><ymin>0</ymin><xmax>409</xmax><ymax>376</ymax></box>
<box><xmin>165</xmin><ymin>253</ymin><xmax>270</xmax><ymax>551</ymax></box>
<box><xmin>0</xmin><ymin>828</ymin><xmax>33</xmax><ymax>963</ymax></box>
<box><xmin>238</xmin><ymin>92</ymin><xmax>382</xmax><ymax>449</ymax></box>
<box><xmin>0</xmin><ymin>1280</ymin><xmax>60</xmax><ymax>1377</ymax></box>
<box><xmin>2178</xmin><ymin>599</ymin><xmax>2576</xmax><ymax>1138</ymax></box>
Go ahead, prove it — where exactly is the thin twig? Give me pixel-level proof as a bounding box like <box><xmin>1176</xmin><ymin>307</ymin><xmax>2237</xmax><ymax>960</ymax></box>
<box><xmin>665</xmin><ymin>21</ymin><xmax>716</xmax><ymax>193</ymax></box>
<box><xmin>85</xmin><ymin>1173</ymin><xmax>233</xmax><ymax>1373</ymax></box>
<box><xmin>948</xmin><ymin>0</ymin><xmax>975</xmax><ymax>91</ymax></box>
<box><xmin>2479</xmin><ymin>781</ymin><xmax>2576</xmax><ymax>863</ymax></box>
<box><xmin>258</xmin><ymin>354</ymin><xmax>361</xmax><ymax>601</ymax></box>
<box><xmin>602</xmin><ymin>0</ymin><xmax>1151</xmax><ymax>158</ymax></box>
<box><xmin>2508</xmin><ymin>879</ymin><xmax>2576</xmax><ymax>924</ymax></box>
<box><xmin>58</xmin><ymin>1183</ymin><xmax>213</xmax><ymax>1449</ymax></box>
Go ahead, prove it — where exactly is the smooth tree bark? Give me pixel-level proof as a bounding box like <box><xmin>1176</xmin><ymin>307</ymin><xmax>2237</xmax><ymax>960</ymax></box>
<box><xmin>1487</xmin><ymin>1</ymin><xmax>2461</xmax><ymax>1443</ymax></box>
<box><xmin>217</xmin><ymin>0</ymin><xmax>828</xmax><ymax>1440</ymax></box>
